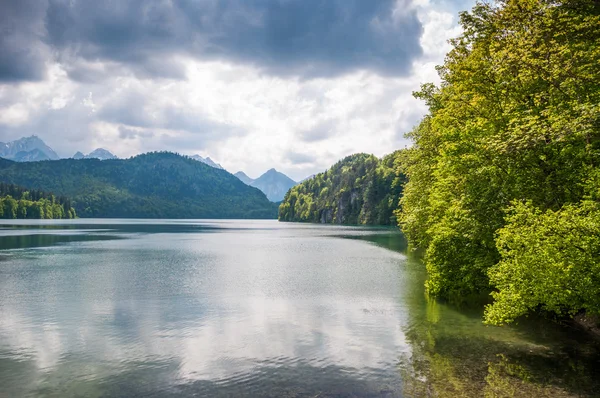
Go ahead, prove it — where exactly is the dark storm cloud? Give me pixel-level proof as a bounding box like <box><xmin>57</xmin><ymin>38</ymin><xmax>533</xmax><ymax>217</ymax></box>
<box><xmin>191</xmin><ymin>0</ymin><xmax>424</xmax><ymax>77</ymax></box>
<box><xmin>0</xmin><ymin>0</ymin><xmax>49</xmax><ymax>82</ymax></box>
<box><xmin>1</xmin><ymin>0</ymin><xmax>423</xmax><ymax>83</ymax></box>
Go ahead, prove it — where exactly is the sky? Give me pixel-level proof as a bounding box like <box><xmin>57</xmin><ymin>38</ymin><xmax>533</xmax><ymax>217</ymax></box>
<box><xmin>0</xmin><ymin>0</ymin><xmax>474</xmax><ymax>181</ymax></box>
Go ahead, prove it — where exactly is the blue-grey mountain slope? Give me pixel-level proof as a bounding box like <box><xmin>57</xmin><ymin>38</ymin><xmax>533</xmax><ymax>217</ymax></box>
<box><xmin>241</xmin><ymin>168</ymin><xmax>297</xmax><ymax>202</ymax></box>
<box><xmin>234</xmin><ymin>171</ymin><xmax>254</xmax><ymax>185</ymax></box>
<box><xmin>73</xmin><ymin>148</ymin><xmax>118</xmax><ymax>160</ymax></box>
<box><xmin>0</xmin><ymin>136</ymin><xmax>59</xmax><ymax>161</ymax></box>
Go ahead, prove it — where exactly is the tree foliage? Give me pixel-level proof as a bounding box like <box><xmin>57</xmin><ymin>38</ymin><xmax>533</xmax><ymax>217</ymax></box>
<box><xmin>399</xmin><ymin>0</ymin><xmax>600</xmax><ymax>323</ymax></box>
<box><xmin>279</xmin><ymin>152</ymin><xmax>405</xmax><ymax>225</ymax></box>
<box><xmin>0</xmin><ymin>152</ymin><xmax>277</xmax><ymax>219</ymax></box>
<box><xmin>486</xmin><ymin>201</ymin><xmax>600</xmax><ymax>325</ymax></box>
<box><xmin>0</xmin><ymin>183</ymin><xmax>76</xmax><ymax>219</ymax></box>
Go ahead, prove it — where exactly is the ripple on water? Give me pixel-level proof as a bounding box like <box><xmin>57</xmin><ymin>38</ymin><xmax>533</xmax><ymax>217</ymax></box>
<box><xmin>0</xmin><ymin>220</ymin><xmax>599</xmax><ymax>397</ymax></box>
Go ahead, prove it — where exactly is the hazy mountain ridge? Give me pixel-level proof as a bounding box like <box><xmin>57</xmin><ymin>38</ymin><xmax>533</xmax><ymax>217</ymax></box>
<box><xmin>0</xmin><ymin>136</ymin><xmax>59</xmax><ymax>162</ymax></box>
<box><xmin>2</xmin><ymin>136</ymin><xmax>297</xmax><ymax>203</ymax></box>
<box><xmin>234</xmin><ymin>171</ymin><xmax>254</xmax><ymax>185</ymax></box>
<box><xmin>238</xmin><ymin>168</ymin><xmax>297</xmax><ymax>202</ymax></box>
<box><xmin>73</xmin><ymin>148</ymin><xmax>118</xmax><ymax>160</ymax></box>
<box><xmin>86</xmin><ymin>148</ymin><xmax>117</xmax><ymax>160</ymax></box>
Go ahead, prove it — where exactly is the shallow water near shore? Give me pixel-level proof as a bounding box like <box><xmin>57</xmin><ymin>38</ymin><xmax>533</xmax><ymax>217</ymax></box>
<box><xmin>0</xmin><ymin>219</ymin><xmax>598</xmax><ymax>397</ymax></box>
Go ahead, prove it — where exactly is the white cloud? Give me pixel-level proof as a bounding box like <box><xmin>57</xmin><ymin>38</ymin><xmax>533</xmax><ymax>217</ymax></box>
<box><xmin>0</xmin><ymin>0</ymin><xmax>475</xmax><ymax>181</ymax></box>
<box><xmin>0</xmin><ymin>103</ymin><xmax>30</xmax><ymax>126</ymax></box>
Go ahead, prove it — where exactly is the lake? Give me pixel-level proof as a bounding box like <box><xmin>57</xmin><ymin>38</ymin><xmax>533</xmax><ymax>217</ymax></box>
<box><xmin>0</xmin><ymin>220</ymin><xmax>598</xmax><ymax>397</ymax></box>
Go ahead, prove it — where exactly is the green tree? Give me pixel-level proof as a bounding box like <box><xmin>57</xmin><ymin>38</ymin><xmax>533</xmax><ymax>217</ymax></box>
<box><xmin>0</xmin><ymin>152</ymin><xmax>276</xmax><ymax>219</ymax></box>
<box><xmin>399</xmin><ymin>0</ymin><xmax>600</xmax><ymax>322</ymax></box>
<box><xmin>0</xmin><ymin>183</ymin><xmax>77</xmax><ymax>219</ymax></box>
<box><xmin>485</xmin><ymin>201</ymin><xmax>600</xmax><ymax>324</ymax></box>
<box><xmin>279</xmin><ymin>152</ymin><xmax>406</xmax><ymax>225</ymax></box>
<box><xmin>3</xmin><ymin>196</ymin><xmax>18</xmax><ymax>219</ymax></box>
<box><xmin>17</xmin><ymin>200</ymin><xmax>28</xmax><ymax>218</ymax></box>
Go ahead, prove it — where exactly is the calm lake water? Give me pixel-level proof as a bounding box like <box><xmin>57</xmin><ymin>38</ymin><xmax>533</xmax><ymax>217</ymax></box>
<box><xmin>0</xmin><ymin>220</ymin><xmax>599</xmax><ymax>397</ymax></box>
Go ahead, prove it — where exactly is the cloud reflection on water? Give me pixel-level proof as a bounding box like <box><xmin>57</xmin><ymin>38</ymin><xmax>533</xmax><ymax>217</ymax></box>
<box><xmin>0</xmin><ymin>222</ymin><xmax>410</xmax><ymax>396</ymax></box>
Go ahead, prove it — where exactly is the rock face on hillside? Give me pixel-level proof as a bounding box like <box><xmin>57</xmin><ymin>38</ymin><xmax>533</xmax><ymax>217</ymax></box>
<box><xmin>278</xmin><ymin>152</ymin><xmax>406</xmax><ymax>225</ymax></box>
<box><xmin>0</xmin><ymin>136</ymin><xmax>59</xmax><ymax>161</ymax></box>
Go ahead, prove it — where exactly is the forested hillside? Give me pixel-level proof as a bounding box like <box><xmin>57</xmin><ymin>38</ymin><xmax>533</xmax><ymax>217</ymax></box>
<box><xmin>1</xmin><ymin>183</ymin><xmax>76</xmax><ymax>219</ymax></box>
<box><xmin>0</xmin><ymin>152</ymin><xmax>277</xmax><ymax>219</ymax></box>
<box><xmin>279</xmin><ymin>152</ymin><xmax>405</xmax><ymax>225</ymax></box>
<box><xmin>398</xmin><ymin>0</ymin><xmax>600</xmax><ymax>325</ymax></box>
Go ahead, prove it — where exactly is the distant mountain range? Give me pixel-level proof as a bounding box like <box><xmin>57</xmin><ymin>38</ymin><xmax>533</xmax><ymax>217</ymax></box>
<box><xmin>73</xmin><ymin>148</ymin><xmax>118</xmax><ymax>160</ymax></box>
<box><xmin>0</xmin><ymin>152</ymin><xmax>277</xmax><ymax>218</ymax></box>
<box><xmin>0</xmin><ymin>136</ymin><xmax>59</xmax><ymax>162</ymax></box>
<box><xmin>0</xmin><ymin>136</ymin><xmax>118</xmax><ymax>162</ymax></box>
<box><xmin>234</xmin><ymin>169</ymin><xmax>297</xmax><ymax>202</ymax></box>
<box><xmin>1</xmin><ymin>136</ymin><xmax>299</xmax><ymax>203</ymax></box>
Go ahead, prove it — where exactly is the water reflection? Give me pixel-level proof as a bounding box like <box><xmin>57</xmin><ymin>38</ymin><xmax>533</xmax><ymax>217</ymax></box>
<box><xmin>0</xmin><ymin>221</ymin><xmax>410</xmax><ymax>397</ymax></box>
<box><xmin>398</xmin><ymin>251</ymin><xmax>600</xmax><ymax>398</ymax></box>
<box><xmin>0</xmin><ymin>233</ymin><xmax>121</xmax><ymax>250</ymax></box>
<box><xmin>0</xmin><ymin>220</ymin><xmax>599</xmax><ymax>397</ymax></box>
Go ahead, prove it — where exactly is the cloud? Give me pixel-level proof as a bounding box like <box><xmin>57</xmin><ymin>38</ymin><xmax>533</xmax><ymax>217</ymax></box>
<box><xmin>191</xmin><ymin>0</ymin><xmax>424</xmax><ymax>78</ymax></box>
<box><xmin>0</xmin><ymin>0</ymin><xmax>50</xmax><ymax>82</ymax></box>
<box><xmin>285</xmin><ymin>151</ymin><xmax>316</xmax><ymax>165</ymax></box>
<box><xmin>299</xmin><ymin>119</ymin><xmax>337</xmax><ymax>143</ymax></box>
<box><xmin>98</xmin><ymin>89</ymin><xmax>242</xmax><ymax>147</ymax></box>
<box><xmin>0</xmin><ymin>0</ymin><xmax>476</xmax><ymax>180</ymax></box>
<box><xmin>118</xmin><ymin>126</ymin><xmax>154</xmax><ymax>140</ymax></box>
<box><xmin>1</xmin><ymin>0</ymin><xmax>424</xmax><ymax>83</ymax></box>
<box><xmin>0</xmin><ymin>231</ymin><xmax>410</xmax><ymax>387</ymax></box>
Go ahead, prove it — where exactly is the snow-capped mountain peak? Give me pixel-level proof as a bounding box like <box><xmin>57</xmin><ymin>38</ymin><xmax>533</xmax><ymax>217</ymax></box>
<box><xmin>0</xmin><ymin>135</ymin><xmax>59</xmax><ymax>161</ymax></box>
<box><xmin>190</xmin><ymin>155</ymin><xmax>224</xmax><ymax>169</ymax></box>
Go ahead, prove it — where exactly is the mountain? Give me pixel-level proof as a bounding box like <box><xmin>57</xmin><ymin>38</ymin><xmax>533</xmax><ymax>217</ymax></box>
<box><xmin>190</xmin><ymin>155</ymin><xmax>223</xmax><ymax>169</ymax></box>
<box><xmin>0</xmin><ymin>136</ymin><xmax>59</xmax><ymax>162</ymax></box>
<box><xmin>234</xmin><ymin>171</ymin><xmax>254</xmax><ymax>185</ymax></box>
<box><xmin>0</xmin><ymin>152</ymin><xmax>278</xmax><ymax>219</ymax></box>
<box><xmin>234</xmin><ymin>169</ymin><xmax>297</xmax><ymax>202</ymax></box>
<box><xmin>73</xmin><ymin>148</ymin><xmax>117</xmax><ymax>160</ymax></box>
<box><xmin>249</xmin><ymin>169</ymin><xmax>297</xmax><ymax>202</ymax></box>
<box><xmin>278</xmin><ymin>152</ymin><xmax>406</xmax><ymax>225</ymax></box>
<box><xmin>85</xmin><ymin>148</ymin><xmax>117</xmax><ymax>160</ymax></box>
